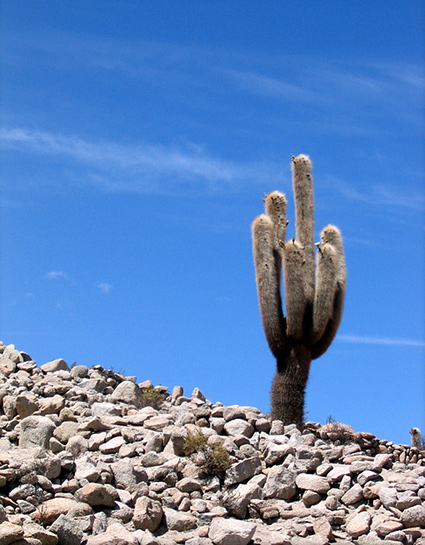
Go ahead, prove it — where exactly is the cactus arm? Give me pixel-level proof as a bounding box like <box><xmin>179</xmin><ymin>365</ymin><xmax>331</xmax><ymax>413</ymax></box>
<box><xmin>310</xmin><ymin>226</ymin><xmax>346</xmax><ymax>359</ymax></box>
<box><xmin>252</xmin><ymin>214</ymin><xmax>288</xmax><ymax>358</ymax></box>
<box><xmin>265</xmin><ymin>191</ymin><xmax>288</xmax><ymax>253</ymax></box>
<box><xmin>291</xmin><ymin>155</ymin><xmax>315</xmax><ymax>307</ymax></box>
<box><xmin>283</xmin><ymin>239</ymin><xmax>306</xmax><ymax>341</ymax></box>
<box><xmin>310</xmin><ymin>242</ymin><xmax>338</xmax><ymax>344</ymax></box>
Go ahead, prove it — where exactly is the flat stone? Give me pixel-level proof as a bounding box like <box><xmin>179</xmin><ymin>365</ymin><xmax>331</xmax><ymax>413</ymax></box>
<box><xmin>346</xmin><ymin>511</ymin><xmax>371</xmax><ymax>538</ymax></box>
<box><xmin>86</xmin><ymin>522</ymin><xmax>139</xmax><ymax>545</ymax></box>
<box><xmin>224</xmin><ymin>456</ymin><xmax>262</xmax><ymax>486</ymax></box>
<box><xmin>327</xmin><ymin>465</ymin><xmax>351</xmax><ymax>482</ymax></box>
<box><xmin>163</xmin><ymin>507</ymin><xmax>197</xmax><ymax>531</ymax></box>
<box><xmin>144</xmin><ymin>416</ymin><xmax>170</xmax><ymax>431</ymax></box>
<box><xmin>374</xmin><ymin>519</ymin><xmax>403</xmax><ymax>537</ymax></box>
<box><xmin>41</xmin><ymin>359</ymin><xmax>70</xmax><ymax>373</ymax></box>
<box><xmin>341</xmin><ymin>483</ymin><xmax>363</xmax><ymax>505</ymax></box>
<box><xmin>32</xmin><ymin>498</ymin><xmax>93</xmax><ymax>525</ymax></box>
<box><xmin>176</xmin><ymin>477</ymin><xmax>202</xmax><ymax>493</ymax></box>
<box><xmin>99</xmin><ymin>436</ymin><xmax>126</xmax><ymax>454</ymax></box>
<box><xmin>209</xmin><ymin>517</ymin><xmax>256</xmax><ymax>545</ymax></box>
<box><xmin>296</xmin><ymin>474</ymin><xmax>330</xmax><ymax>494</ymax></box>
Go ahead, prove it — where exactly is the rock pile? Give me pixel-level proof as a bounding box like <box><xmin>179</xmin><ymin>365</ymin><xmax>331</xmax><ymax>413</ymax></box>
<box><xmin>0</xmin><ymin>341</ymin><xmax>424</xmax><ymax>545</ymax></box>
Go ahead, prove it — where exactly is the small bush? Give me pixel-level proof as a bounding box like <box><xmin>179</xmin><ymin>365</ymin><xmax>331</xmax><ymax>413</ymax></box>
<box><xmin>139</xmin><ymin>388</ymin><xmax>167</xmax><ymax>410</ymax></box>
<box><xmin>183</xmin><ymin>430</ymin><xmax>230</xmax><ymax>478</ymax></box>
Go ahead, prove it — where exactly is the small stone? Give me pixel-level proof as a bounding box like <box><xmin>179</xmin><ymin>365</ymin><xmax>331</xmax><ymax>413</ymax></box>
<box><xmin>66</xmin><ymin>434</ymin><xmax>89</xmax><ymax>457</ymax></box>
<box><xmin>395</xmin><ymin>491</ymin><xmax>421</xmax><ymax>510</ymax></box>
<box><xmin>54</xmin><ymin>421</ymin><xmax>79</xmax><ymax>444</ymax></box>
<box><xmin>172</xmin><ymin>385</ymin><xmax>184</xmax><ymax>401</ymax></box>
<box><xmin>23</xmin><ymin>521</ymin><xmax>58</xmax><ymax>545</ymax></box>
<box><xmin>70</xmin><ymin>365</ymin><xmax>89</xmax><ymax>378</ymax></box>
<box><xmin>86</xmin><ymin>522</ymin><xmax>139</xmax><ymax>545</ymax></box>
<box><xmin>327</xmin><ymin>465</ymin><xmax>351</xmax><ymax>482</ymax></box>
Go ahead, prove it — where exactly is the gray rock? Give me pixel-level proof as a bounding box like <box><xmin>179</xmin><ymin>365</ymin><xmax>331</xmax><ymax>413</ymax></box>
<box><xmin>0</xmin><ymin>522</ymin><xmax>25</xmax><ymax>545</ymax></box>
<box><xmin>263</xmin><ymin>466</ymin><xmax>297</xmax><ymax>500</ymax></box>
<box><xmin>224</xmin><ymin>482</ymin><xmax>262</xmax><ymax>518</ymax></box>
<box><xmin>133</xmin><ymin>497</ymin><xmax>163</xmax><ymax>532</ymax></box>
<box><xmin>20</xmin><ymin>415</ymin><xmax>56</xmax><ymax>449</ymax></box>
<box><xmin>111</xmin><ymin>458</ymin><xmax>139</xmax><ymax>492</ymax></box>
<box><xmin>401</xmin><ymin>504</ymin><xmax>425</xmax><ymax>528</ymax></box>
<box><xmin>163</xmin><ymin>507</ymin><xmax>197</xmax><ymax>531</ymax></box>
<box><xmin>49</xmin><ymin>514</ymin><xmax>84</xmax><ymax>545</ymax></box>
<box><xmin>224</xmin><ymin>418</ymin><xmax>254</xmax><ymax>438</ymax></box>
<box><xmin>346</xmin><ymin>511</ymin><xmax>371</xmax><ymax>538</ymax></box>
<box><xmin>15</xmin><ymin>394</ymin><xmax>38</xmax><ymax>418</ymax></box>
<box><xmin>209</xmin><ymin>517</ymin><xmax>256</xmax><ymax>545</ymax></box>
<box><xmin>76</xmin><ymin>483</ymin><xmax>116</xmax><ymax>508</ymax></box>
<box><xmin>86</xmin><ymin>522</ymin><xmax>139</xmax><ymax>545</ymax></box>
<box><xmin>295</xmin><ymin>473</ymin><xmax>330</xmax><ymax>495</ymax></box>
<box><xmin>41</xmin><ymin>358</ymin><xmax>70</xmax><ymax>373</ymax></box>
<box><xmin>111</xmin><ymin>380</ymin><xmax>142</xmax><ymax>405</ymax></box>
<box><xmin>341</xmin><ymin>483</ymin><xmax>364</xmax><ymax>505</ymax></box>
<box><xmin>224</xmin><ymin>456</ymin><xmax>262</xmax><ymax>486</ymax></box>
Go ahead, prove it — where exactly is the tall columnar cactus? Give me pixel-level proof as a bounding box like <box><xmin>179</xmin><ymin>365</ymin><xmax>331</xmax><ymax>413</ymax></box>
<box><xmin>252</xmin><ymin>155</ymin><xmax>346</xmax><ymax>427</ymax></box>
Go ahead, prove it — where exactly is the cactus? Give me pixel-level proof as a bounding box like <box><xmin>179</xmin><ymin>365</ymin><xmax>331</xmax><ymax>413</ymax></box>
<box><xmin>252</xmin><ymin>155</ymin><xmax>346</xmax><ymax>427</ymax></box>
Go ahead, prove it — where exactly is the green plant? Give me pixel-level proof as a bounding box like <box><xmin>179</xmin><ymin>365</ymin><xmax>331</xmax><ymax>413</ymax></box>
<box><xmin>252</xmin><ymin>155</ymin><xmax>346</xmax><ymax>428</ymax></box>
<box><xmin>183</xmin><ymin>430</ymin><xmax>230</xmax><ymax>478</ymax></box>
<box><xmin>139</xmin><ymin>388</ymin><xmax>167</xmax><ymax>410</ymax></box>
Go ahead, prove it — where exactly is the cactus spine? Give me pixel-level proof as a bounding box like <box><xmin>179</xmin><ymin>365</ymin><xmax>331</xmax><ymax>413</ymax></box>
<box><xmin>252</xmin><ymin>155</ymin><xmax>346</xmax><ymax>427</ymax></box>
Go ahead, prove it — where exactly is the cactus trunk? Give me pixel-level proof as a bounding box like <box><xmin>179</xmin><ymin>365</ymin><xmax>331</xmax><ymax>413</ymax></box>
<box><xmin>252</xmin><ymin>155</ymin><xmax>346</xmax><ymax>427</ymax></box>
<box><xmin>271</xmin><ymin>343</ymin><xmax>311</xmax><ymax>427</ymax></box>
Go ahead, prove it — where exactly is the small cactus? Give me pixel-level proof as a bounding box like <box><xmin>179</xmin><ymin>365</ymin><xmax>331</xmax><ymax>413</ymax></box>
<box><xmin>252</xmin><ymin>155</ymin><xmax>346</xmax><ymax>427</ymax></box>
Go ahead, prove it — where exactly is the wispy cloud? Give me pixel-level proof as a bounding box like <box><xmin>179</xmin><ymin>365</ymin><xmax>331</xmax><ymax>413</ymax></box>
<box><xmin>337</xmin><ymin>334</ymin><xmax>425</xmax><ymax>348</ymax></box>
<box><xmin>98</xmin><ymin>282</ymin><xmax>113</xmax><ymax>294</ymax></box>
<box><xmin>44</xmin><ymin>271</ymin><xmax>69</xmax><ymax>280</ymax></box>
<box><xmin>325</xmin><ymin>175</ymin><xmax>425</xmax><ymax>211</ymax></box>
<box><xmin>0</xmin><ymin>127</ymin><xmax>283</xmax><ymax>194</ymax></box>
<box><xmin>226</xmin><ymin>69</ymin><xmax>319</xmax><ymax>103</ymax></box>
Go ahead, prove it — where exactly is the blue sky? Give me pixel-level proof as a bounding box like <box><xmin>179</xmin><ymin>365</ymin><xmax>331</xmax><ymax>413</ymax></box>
<box><xmin>1</xmin><ymin>1</ymin><xmax>424</xmax><ymax>445</ymax></box>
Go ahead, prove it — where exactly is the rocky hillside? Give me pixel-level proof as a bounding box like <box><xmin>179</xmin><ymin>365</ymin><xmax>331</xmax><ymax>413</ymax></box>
<box><xmin>0</xmin><ymin>341</ymin><xmax>424</xmax><ymax>545</ymax></box>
